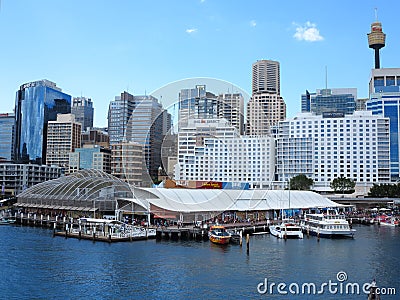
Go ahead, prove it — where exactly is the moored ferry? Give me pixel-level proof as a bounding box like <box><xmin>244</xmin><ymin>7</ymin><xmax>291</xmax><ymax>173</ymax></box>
<box><xmin>208</xmin><ymin>225</ymin><xmax>231</xmax><ymax>245</ymax></box>
<box><xmin>300</xmin><ymin>212</ymin><xmax>356</xmax><ymax>238</ymax></box>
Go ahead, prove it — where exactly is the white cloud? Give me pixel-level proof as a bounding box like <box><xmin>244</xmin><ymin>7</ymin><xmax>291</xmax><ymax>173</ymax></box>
<box><xmin>250</xmin><ymin>20</ymin><xmax>257</xmax><ymax>27</ymax></box>
<box><xmin>293</xmin><ymin>21</ymin><xmax>324</xmax><ymax>42</ymax></box>
<box><xmin>186</xmin><ymin>28</ymin><xmax>198</xmax><ymax>34</ymax></box>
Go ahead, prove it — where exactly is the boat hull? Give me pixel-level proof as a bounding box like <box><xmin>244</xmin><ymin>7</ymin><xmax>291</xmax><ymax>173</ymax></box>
<box><xmin>209</xmin><ymin>235</ymin><xmax>230</xmax><ymax>244</ymax></box>
<box><xmin>269</xmin><ymin>225</ymin><xmax>303</xmax><ymax>239</ymax></box>
<box><xmin>302</xmin><ymin>228</ymin><xmax>355</xmax><ymax>239</ymax></box>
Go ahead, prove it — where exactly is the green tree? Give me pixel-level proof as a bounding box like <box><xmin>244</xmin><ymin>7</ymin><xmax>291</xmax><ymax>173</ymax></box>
<box><xmin>368</xmin><ymin>183</ymin><xmax>400</xmax><ymax>198</ymax></box>
<box><xmin>289</xmin><ymin>174</ymin><xmax>314</xmax><ymax>190</ymax></box>
<box><xmin>330</xmin><ymin>176</ymin><xmax>355</xmax><ymax>193</ymax></box>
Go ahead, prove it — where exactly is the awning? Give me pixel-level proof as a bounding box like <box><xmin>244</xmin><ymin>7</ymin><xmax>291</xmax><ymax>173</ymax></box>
<box><xmin>153</xmin><ymin>214</ymin><xmax>177</xmax><ymax>219</ymax></box>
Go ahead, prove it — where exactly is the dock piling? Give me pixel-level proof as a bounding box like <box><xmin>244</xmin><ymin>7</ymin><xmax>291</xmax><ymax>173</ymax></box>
<box><xmin>246</xmin><ymin>234</ymin><xmax>249</xmax><ymax>255</ymax></box>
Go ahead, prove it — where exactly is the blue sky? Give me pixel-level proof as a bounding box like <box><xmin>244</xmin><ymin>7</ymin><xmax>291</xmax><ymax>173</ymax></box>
<box><xmin>0</xmin><ymin>0</ymin><xmax>399</xmax><ymax>127</ymax></box>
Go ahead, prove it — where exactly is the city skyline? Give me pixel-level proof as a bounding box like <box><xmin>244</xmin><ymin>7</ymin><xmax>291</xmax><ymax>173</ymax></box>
<box><xmin>0</xmin><ymin>1</ymin><xmax>399</xmax><ymax>127</ymax></box>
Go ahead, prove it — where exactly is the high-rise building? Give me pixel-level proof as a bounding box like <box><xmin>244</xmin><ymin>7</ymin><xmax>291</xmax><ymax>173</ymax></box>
<box><xmin>247</xmin><ymin>60</ymin><xmax>286</xmax><ymax>135</ymax></box>
<box><xmin>71</xmin><ymin>97</ymin><xmax>94</xmax><ymax>131</ymax></box>
<box><xmin>0</xmin><ymin>113</ymin><xmax>15</xmax><ymax>161</ymax></box>
<box><xmin>217</xmin><ymin>93</ymin><xmax>245</xmax><ymax>134</ymax></box>
<box><xmin>111</xmin><ymin>141</ymin><xmax>143</xmax><ymax>187</ymax></box>
<box><xmin>178</xmin><ymin>85</ymin><xmax>217</xmax><ymax>129</ymax></box>
<box><xmin>14</xmin><ymin>80</ymin><xmax>71</xmax><ymax>165</ymax></box>
<box><xmin>252</xmin><ymin>60</ymin><xmax>280</xmax><ymax>94</ymax></box>
<box><xmin>46</xmin><ymin>114</ymin><xmax>81</xmax><ymax>169</ymax></box>
<box><xmin>69</xmin><ymin>145</ymin><xmax>111</xmax><ymax>174</ymax></box>
<box><xmin>246</xmin><ymin>93</ymin><xmax>286</xmax><ymax>136</ymax></box>
<box><xmin>107</xmin><ymin>91</ymin><xmax>135</xmax><ymax>145</ymax></box>
<box><xmin>127</xmin><ymin>95</ymin><xmax>166</xmax><ymax>183</ymax></box>
<box><xmin>301</xmin><ymin>88</ymin><xmax>357</xmax><ymax>115</ymax></box>
<box><xmin>367</xmin><ymin>68</ymin><xmax>400</xmax><ymax>181</ymax></box>
<box><xmin>108</xmin><ymin>92</ymin><xmax>169</xmax><ymax>185</ymax></box>
<box><xmin>276</xmin><ymin>111</ymin><xmax>390</xmax><ymax>191</ymax></box>
<box><xmin>81</xmin><ymin>128</ymin><xmax>110</xmax><ymax>149</ymax></box>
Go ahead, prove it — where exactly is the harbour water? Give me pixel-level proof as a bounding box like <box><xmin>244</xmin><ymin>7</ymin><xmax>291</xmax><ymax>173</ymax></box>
<box><xmin>0</xmin><ymin>224</ymin><xmax>399</xmax><ymax>299</ymax></box>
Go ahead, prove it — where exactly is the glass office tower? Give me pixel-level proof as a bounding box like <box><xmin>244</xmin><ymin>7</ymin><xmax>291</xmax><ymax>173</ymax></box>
<box><xmin>0</xmin><ymin>113</ymin><xmax>15</xmax><ymax>161</ymax></box>
<box><xmin>367</xmin><ymin>68</ymin><xmax>400</xmax><ymax>181</ymax></box>
<box><xmin>301</xmin><ymin>88</ymin><xmax>357</xmax><ymax>115</ymax></box>
<box><xmin>14</xmin><ymin>80</ymin><xmax>71</xmax><ymax>165</ymax></box>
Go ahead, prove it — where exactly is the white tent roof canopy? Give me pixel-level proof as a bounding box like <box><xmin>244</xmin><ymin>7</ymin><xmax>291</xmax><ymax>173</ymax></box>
<box><xmin>124</xmin><ymin>188</ymin><xmax>343</xmax><ymax>213</ymax></box>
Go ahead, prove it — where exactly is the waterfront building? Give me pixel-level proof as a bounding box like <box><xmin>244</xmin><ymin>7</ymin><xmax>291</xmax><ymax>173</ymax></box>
<box><xmin>81</xmin><ymin>128</ymin><xmax>110</xmax><ymax>149</ymax></box>
<box><xmin>0</xmin><ymin>162</ymin><xmax>60</xmax><ymax>196</ymax></box>
<box><xmin>69</xmin><ymin>145</ymin><xmax>111</xmax><ymax>174</ymax></box>
<box><xmin>71</xmin><ymin>97</ymin><xmax>94</xmax><ymax>131</ymax></box>
<box><xmin>301</xmin><ymin>88</ymin><xmax>357</xmax><ymax>115</ymax></box>
<box><xmin>46</xmin><ymin>114</ymin><xmax>81</xmax><ymax>170</ymax></box>
<box><xmin>276</xmin><ymin>111</ymin><xmax>390</xmax><ymax>192</ymax></box>
<box><xmin>247</xmin><ymin>60</ymin><xmax>286</xmax><ymax>136</ymax></box>
<box><xmin>174</xmin><ymin>119</ymin><xmax>275</xmax><ymax>189</ymax></box>
<box><xmin>367</xmin><ymin>68</ymin><xmax>400</xmax><ymax>181</ymax></box>
<box><xmin>14</xmin><ymin>80</ymin><xmax>71</xmax><ymax>165</ymax></box>
<box><xmin>16</xmin><ymin>169</ymin><xmax>132</xmax><ymax>214</ymax></box>
<box><xmin>108</xmin><ymin>91</ymin><xmax>135</xmax><ymax>145</ymax></box>
<box><xmin>111</xmin><ymin>141</ymin><xmax>144</xmax><ymax>187</ymax></box>
<box><xmin>0</xmin><ymin>113</ymin><xmax>15</xmax><ymax>161</ymax></box>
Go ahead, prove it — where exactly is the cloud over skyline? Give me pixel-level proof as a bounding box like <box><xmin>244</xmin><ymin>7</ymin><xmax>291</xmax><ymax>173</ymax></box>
<box><xmin>186</xmin><ymin>28</ymin><xmax>198</xmax><ymax>34</ymax></box>
<box><xmin>293</xmin><ymin>21</ymin><xmax>324</xmax><ymax>42</ymax></box>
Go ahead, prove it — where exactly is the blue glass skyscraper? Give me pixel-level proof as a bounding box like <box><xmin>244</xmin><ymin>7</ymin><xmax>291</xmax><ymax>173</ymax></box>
<box><xmin>367</xmin><ymin>68</ymin><xmax>400</xmax><ymax>181</ymax></box>
<box><xmin>14</xmin><ymin>80</ymin><xmax>71</xmax><ymax>165</ymax></box>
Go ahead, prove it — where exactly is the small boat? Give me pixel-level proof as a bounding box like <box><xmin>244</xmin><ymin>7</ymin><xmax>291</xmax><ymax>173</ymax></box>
<box><xmin>208</xmin><ymin>225</ymin><xmax>231</xmax><ymax>244</ymax></box>
<box><xmin>269</xmin><ymin>221</ymin><xmax>304</xmax><ymax>239</ymax></box>
<box><xmin>376</xmin><ymin>216</ymin><xmax>399</xmax><ymax>227</ymax></box>
<box><xmin>300</xmin><ymin>211</ymin><xmax>356</xmax><ymax>238</ymax></box>
<box><xmin>0</xmin><ymin>217</ymin><xmax>16</xmax><ymax>225</ymax></box>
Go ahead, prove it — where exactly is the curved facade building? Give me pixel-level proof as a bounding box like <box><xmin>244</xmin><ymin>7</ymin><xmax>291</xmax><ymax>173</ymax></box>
<box><xmin>15</xmin><ymin>169</ymin><xmax>133</xmax><ymax>214</ymax></box>
<box><xmin>14</xmin><ymin>80</ymin><xmax>71</xmax><ymax>165</ymax></box>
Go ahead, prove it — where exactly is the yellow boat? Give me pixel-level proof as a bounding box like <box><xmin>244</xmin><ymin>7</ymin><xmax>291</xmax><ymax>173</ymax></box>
<box><xmin>208</xmin><ymin>225</ymin><xmax>231</xmax><ymax>245</ymax></box>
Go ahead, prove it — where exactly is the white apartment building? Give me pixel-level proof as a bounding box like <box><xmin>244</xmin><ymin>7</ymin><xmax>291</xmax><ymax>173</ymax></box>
<box><xmin>174</xmin><ymin>119</ymin><xmax>275</xmax><ymax>188</ymax></box>
<box><xmin>276</xmin><ymin>111</ymin><xmax>390</xmax><ymax>191</ymax></box>
<box><xmin>46</xmin><ymin>114</ymin><xmax>81</xmax><ymax>170</ymax></box>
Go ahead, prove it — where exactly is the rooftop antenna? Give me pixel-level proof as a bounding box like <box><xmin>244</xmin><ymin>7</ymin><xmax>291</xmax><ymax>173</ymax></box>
<box><xmin>375</xmin><ymin>7</ymin><xmax>378</xmax><ymax>21</ymax></box>
<box><xmin>325</xmin><ymin>66</ymin><xmax>328</xmax><ymax>90</ymax></box>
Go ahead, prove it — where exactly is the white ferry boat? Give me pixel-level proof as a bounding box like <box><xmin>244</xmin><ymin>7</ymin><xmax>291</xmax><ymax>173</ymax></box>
<box><xmin>301</xmin><ymin>212</ymin><xmax>355</xmax><ymax>238</ymax></box>
<box><xmin>269</xmin><ymin>221</ymin><xmax>304</xmax><ymax>239</ymax></box>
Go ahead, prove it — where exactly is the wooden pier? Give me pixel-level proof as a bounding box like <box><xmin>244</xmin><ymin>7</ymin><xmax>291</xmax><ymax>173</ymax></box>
<box><xmin>156</xmin><ymin>221</ymin><xmax>271</xmax><ymax>241</ymax></box>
